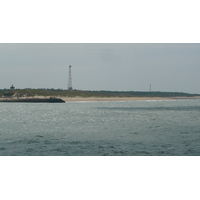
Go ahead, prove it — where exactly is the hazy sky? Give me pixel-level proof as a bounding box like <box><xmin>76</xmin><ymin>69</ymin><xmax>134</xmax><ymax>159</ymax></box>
<box><xmin>1</xmin><ymin>43</ymin><xmax>200</xmax><ymax>93</ymax></box>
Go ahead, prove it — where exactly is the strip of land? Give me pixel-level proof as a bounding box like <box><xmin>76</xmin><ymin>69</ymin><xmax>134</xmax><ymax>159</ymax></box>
<box><xmin>1</xmin><ymin>96</ymin><xmax>200</xmax><ymax>102</ymax></box>
<box><xmin>61</xmin><ymin>96</ymin><xmax>200</xmax><ymax>102</ymax></box>
<box><xmin>1</xmin><ymin>89</ymin><xmax>200</xmax><ymax>102</ymax></box>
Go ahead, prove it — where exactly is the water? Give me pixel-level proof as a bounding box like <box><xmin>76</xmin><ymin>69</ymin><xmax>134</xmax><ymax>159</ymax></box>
<box><xmin>1</xmin><ymin>100</ymin><xmax>200</xmax><ymax>156</ymax></box>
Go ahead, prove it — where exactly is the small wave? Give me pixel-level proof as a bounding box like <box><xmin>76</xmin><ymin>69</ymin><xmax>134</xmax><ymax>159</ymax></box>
<box><xmin>36</xmin><ymin>135</ymin><xmax>44</xmax><ymax>138</ymax></box>
<box><xmin>129</xmin><ymin>132</ymin><xmax>139</xmax><ymax>135</ymax></box>
<box><xmin>26</xmin><ymin>139</ymin><xmax>40</xmax><ymax>144</ymax></box>
<box><xmin>180</xmin><ymin>131</ymin><xmax>189</xmax><ymax>134</ymax></box>
<box><xmin>25</xmin><ymin>148</ymin><xmax>34</xmax><ymax>152</ymax></box>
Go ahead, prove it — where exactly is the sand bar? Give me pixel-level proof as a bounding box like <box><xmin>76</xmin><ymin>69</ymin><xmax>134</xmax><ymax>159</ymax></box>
<box><xmin>60</xmin><ymin>96</ymin><xmax>200</xmax><ymax>102</ymax></box>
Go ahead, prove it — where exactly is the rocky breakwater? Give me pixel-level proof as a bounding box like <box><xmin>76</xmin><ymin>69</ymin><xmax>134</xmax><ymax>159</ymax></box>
<box><xmin>0</xmin><ymin>97</ymin><xmax>65</xmax><ymax>103</ymax></box>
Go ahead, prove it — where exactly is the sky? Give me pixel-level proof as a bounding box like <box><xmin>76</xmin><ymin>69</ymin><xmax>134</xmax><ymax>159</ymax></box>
<box><xmin>1</xmin><ymin>43</ymin><xmax>200</xmax><ymax>94</ymax></box>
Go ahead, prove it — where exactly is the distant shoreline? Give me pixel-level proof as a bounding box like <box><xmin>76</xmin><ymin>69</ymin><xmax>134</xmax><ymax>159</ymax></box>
<box><xmin>60</xmin><ymin>96</ymin><xmax>200</xmax><ymax>102</ymax></box>
<box><xmin>1</xmin><ymin>96</ymin><xmax>200</xmax><ymax>103</ymax></box>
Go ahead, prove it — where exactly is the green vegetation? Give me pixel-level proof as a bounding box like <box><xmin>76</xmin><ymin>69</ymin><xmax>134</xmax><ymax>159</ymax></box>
<box><xmin>0</xmin><ymin>88</ymin><xmax>199</xmax><ymax>98</ymax></box>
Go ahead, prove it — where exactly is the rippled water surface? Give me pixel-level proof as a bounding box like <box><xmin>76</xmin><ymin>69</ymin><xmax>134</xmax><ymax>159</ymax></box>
<box><xmin>1</xmin><ymin>100</ymin><xmax>200</xmax><ymax>156</ymax></box>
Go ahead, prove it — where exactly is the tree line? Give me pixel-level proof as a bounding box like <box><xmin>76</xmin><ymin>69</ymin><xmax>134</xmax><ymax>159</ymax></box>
<box><xmin>0</xmin><ymin>89</ymin><xmax>199</xmax><ymax>98</ymax></box>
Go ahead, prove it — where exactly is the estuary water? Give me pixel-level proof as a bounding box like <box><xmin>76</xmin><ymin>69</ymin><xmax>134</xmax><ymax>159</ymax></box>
<box><xmin>0</xmin><ymin>100</ymin><xmax>200</xmax><ymax>156</ymax></box>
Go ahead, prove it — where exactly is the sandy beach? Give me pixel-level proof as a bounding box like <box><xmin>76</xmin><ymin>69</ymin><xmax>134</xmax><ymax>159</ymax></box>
<box><xmin>60</xmin><ymin>97</ymin><xmax>166</xmax><ymax>102</ymax></box>
<box><xmin>60</xmin><ymin>96</ymin><xmax>200</xmax><ymax>102</ymax></box>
